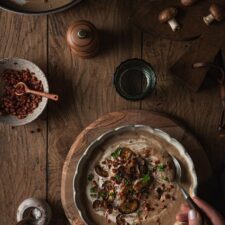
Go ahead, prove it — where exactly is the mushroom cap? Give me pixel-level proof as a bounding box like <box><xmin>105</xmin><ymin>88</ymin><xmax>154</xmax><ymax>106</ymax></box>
<box><xmin>209</xmin><ymin>3</ymin><xmax>225</xmax><ymax>21</ymax></box>
<box><xmin>158</xmin><ymin>7</ymin><xmax>178</xmax><ymax>23</ymax></box>
<box><xmin>181</xmin><ymin>0</ymin><xmax>197</xmax><ymax>6</ymax></box>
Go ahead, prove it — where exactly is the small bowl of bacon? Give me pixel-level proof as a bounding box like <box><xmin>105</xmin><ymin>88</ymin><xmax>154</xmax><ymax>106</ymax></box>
<box><xmin>0</xmin><ymin>57</ymin><xmax>49</xmax><ymax>126</ymax></box>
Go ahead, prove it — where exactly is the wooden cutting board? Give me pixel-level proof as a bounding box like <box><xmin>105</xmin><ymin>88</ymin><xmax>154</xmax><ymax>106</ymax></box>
<box><xmin>133</xmin><ymin>0</ymin><xmax>225</xmax><ymax>91</ymax></box>
<box><xmin>61</xmin><ymin>110</ymin><xmax>212</xmax><ymax>225</ymax></box>
<box><xmin>132</xmin><ymin>0</ymin><xmax>211</xmax><ymax>41</ymax></box>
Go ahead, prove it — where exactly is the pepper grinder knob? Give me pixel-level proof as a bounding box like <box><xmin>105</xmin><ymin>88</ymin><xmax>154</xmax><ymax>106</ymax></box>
<box><xmin>77</xmin><ymin>29</ymin><xmax>88</xmax><ymax>39</ymax></box>
<box><xmin>66</xmin><ymin>20</ymin><xmax>99</xmax><ymax>58</ymax></box>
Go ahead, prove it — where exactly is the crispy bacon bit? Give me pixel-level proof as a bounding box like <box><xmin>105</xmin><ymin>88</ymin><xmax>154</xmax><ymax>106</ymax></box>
<box><xmin>143</xmin><ymin>149</ymin><xmax>151</xmax><ymax>157</ymax></box>
<box><xmin>172</xmin><ymin>196</ymin><xmax>176</xmax><ymax>201</ymax></box>
<box><xmin>112</xmin><ymin>168</ymin><xmax>117</xmax><ymax>173</ymax></box>
<box><xmin>165</xmin><ymin>194</ymin><xmax>171</xmax><ymax>199</ymax></box>
<box><xmin>144</xmin><ymin>203</ymin><xmax>151</xmax><ymax>211</ymax></box>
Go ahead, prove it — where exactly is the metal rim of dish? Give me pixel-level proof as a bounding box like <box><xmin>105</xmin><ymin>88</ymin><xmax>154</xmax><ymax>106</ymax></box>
<box><xmin>0</xmin><ymin>0</ymin><xmax>82</xmax><ymax>15</ymax></box>
<box><xmin>73</xmin><ymin>125</ymin><xmax>198</xmax><ymax>225</ymax></box>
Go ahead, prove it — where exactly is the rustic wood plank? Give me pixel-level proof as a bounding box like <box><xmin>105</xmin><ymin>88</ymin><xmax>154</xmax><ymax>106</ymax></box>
<box><xmin>171</xmin><ymin>31</ymin><xmax>225</xmax><ymax>91</ymax></box>
<box><xmin>47</xmin><ymin>0</ymin><xmax>141</xmax><ymax>224</ymax></box>
<box><xmin>0</xmin><ymin>11</ymin><xmax>47</xmax><ymax>225</ymax></box>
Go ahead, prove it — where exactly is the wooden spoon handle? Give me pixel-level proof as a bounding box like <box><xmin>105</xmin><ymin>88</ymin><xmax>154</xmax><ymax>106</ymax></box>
<box><xmin>28</xmin><ymin>90</ymin><xmax>59</xmax><ymax>101</ymax></box>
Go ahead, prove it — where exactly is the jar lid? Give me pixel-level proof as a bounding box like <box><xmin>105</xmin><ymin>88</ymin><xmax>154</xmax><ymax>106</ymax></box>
<box><xmin>114</xmin><ymin>59</ymin><xmax>156</xmax><ymax>101</ymax></box>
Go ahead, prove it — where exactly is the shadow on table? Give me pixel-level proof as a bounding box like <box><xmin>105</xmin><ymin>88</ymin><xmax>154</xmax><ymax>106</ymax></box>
<box><xmin>47</xmin><ymin>65</ymin><xmax>77</xmax><ymax>122</ymax></box>
<box><xmin>198</xmin><ymin>167</ymin><xmax>225</xmax><ymax>217</ymax></box>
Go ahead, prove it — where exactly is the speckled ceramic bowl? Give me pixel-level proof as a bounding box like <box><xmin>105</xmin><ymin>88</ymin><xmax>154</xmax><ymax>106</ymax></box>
<box><xmin>0</xmin><ymin>57</ymin><xmax>49</xmax><ymax>126</ymax></box>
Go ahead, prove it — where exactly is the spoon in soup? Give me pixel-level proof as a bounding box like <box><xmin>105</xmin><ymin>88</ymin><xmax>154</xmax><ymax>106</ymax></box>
<box><xmin>171</xmin><ymin>156</ymin><xmax>212</xmax><ymax>224</ymax></box>
<box><xmin>171</xmin><ymin>156</ymin><xmax>198</xmax><ymax>208</ymax></box>
<box><xmin>15</xmin><ymin>82</ymin><xmax>59</xmax><ymax>101</ymax></box>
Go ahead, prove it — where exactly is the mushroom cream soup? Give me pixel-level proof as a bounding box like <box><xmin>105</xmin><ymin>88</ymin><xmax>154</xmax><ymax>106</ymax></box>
<box><xmin>85</xmin><ymin>130</ymin><xmax>194</xmax><ymax>225</ymax></box>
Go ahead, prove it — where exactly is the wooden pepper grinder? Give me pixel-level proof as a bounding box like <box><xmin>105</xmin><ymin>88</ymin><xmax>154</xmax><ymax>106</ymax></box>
<box><xmin>66</xmin><ymin>20</ymin><xmax>99</xmax><ymax>58</ymax></box>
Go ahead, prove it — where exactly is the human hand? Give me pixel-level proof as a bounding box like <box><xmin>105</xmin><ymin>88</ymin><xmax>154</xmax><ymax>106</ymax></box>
<box><xmin>176</xmin><ymin>196</ymin><xmax>225</xmax><ymax>225</ymax></box>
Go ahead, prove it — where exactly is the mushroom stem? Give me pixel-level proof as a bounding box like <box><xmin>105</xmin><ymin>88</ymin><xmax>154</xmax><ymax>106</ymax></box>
<box><xmin>203</xmin><ymin>14</ymin><xmax>215</xmax><ymax>25</ymax></box>
<box><xmin>168</xmin><ymin>19</ymin><xmax>180</xmax><ymax>31</ymax></box>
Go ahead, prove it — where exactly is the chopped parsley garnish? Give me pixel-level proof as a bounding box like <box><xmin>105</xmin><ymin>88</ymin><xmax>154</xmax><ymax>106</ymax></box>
<box><xmin>157</xmin><ymin>164</ymin><xmax>165</xmax><ymax>172</ymax></box>
<box><xmin>114</xmin><ymin>174</ymin><xmax>121</xmax><ymax>182</ymax></box>
<box><xmin>128</xmin><ymin>188</ymin><xmax>136</xmax><ymax>195</ymax></box>
<box><xmin>142</xmin><ymin>174</ymin><xmax>151</xmax><ymax>183</ymax></box>
<box><xmin>124</xmin><ymin>179</ymin><xmax>131</xmax><ymax>185</ymax></box>
<box><xmin>109</xmin><ymin>191</ymin><xmax>116</xmax><ymax>198</ymax></box>
<box><xmin>137</xmin><ymin>209</ymin><xmax>142</xmax><ymax>216</ymax></box>
<box><xmin>98</xmin><ymin>191</ymin><xmax>107</xmax><ymax>199</ymax></box>
<box><xmin>88</xmin><ymin>174</ymin><xmax>94</xmax><ymax>181</ymax></box>
<box><xmin>90</xmin><ymin>194</ymin><xmax>97</xmax><ymax>198</ymax></box>
<box><xmin>111</xmin><ymin>147</ymin><xmax>122</xmax><ymax>159</ymax></box>
<box><xmin>90</xmin><ymin>187</ymin><xmax>97</xmax><ymax>193</ymax></box>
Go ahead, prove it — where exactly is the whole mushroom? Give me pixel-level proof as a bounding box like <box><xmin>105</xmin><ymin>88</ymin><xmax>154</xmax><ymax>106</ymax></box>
<box><xmin>158</xmin><ymin>7</ymin><xmax>181</xmax><ymax>32</ymax></box>
<box><xmin>203</xmin><ymin>3</ymin><xmax>225</xmax><ymax>25</ymax></box>
<box><xmin>181</xmin><ymin>0</ymin><xmax>198</xmax><ymax>7</ymax></box>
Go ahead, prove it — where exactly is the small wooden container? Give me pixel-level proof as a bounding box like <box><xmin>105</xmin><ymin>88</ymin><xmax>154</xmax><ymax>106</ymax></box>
<box><xmin>66</xmin><ymin>20</ymin><xmax>99</xmax><ymax>58</ymax></box>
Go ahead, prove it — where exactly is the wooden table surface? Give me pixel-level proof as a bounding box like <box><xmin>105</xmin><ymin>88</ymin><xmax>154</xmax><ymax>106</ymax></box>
<box><xmin>0</xmin><ymin>1</ymin><xmax>225</xmax><ymax>225</ymax></box>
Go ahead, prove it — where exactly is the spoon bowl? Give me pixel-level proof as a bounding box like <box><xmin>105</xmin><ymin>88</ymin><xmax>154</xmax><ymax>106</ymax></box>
<box><xmin>171</xmin><ymin>155</ymin><xmax>182</xmax><ymax>183</ymax></box>
<box><xmin>14</xmin><ymin>82</ymin><xmax>26</xmax><ymax>96</ymax></box>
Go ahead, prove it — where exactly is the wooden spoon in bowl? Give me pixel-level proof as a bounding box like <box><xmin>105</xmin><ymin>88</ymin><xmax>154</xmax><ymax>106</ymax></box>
<box><xmin>15</xmin><ymin>82</ymin><xmax>59</xmax><ymax>101</ymax></box>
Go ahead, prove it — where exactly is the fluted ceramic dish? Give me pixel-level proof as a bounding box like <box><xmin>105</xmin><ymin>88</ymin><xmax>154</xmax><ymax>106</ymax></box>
<box><xmin>0</xmin><ymin>57</ymin><xmax>48</xmax><ymax>126</ymax></box>
<box><xmin>74</xmin><ymin>125</ymin><xmax>198</xmax><ymax>225</ymax></box>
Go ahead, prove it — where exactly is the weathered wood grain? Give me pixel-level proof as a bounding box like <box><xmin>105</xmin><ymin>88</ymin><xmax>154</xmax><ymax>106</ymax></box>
<box><xmin>0</xmin><ymin>12</ymin><xmax>47</xmax><ymax>225</ymax></box>
<box><xmin>47</xmin><ymin>0</ymin><xmax>141</xmax><ymax>224</ymax></box>
<box><xmin>0</xmin><ymin>0</ymin><xmax>224</xmax><ymax>225</ymax></box>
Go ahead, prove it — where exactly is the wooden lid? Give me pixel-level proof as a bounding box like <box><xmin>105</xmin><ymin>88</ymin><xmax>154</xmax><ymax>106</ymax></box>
<box><xmin>66</xmin><ymin>20</ymin><xmax>99</xmax><ymax>56</ymax></box>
